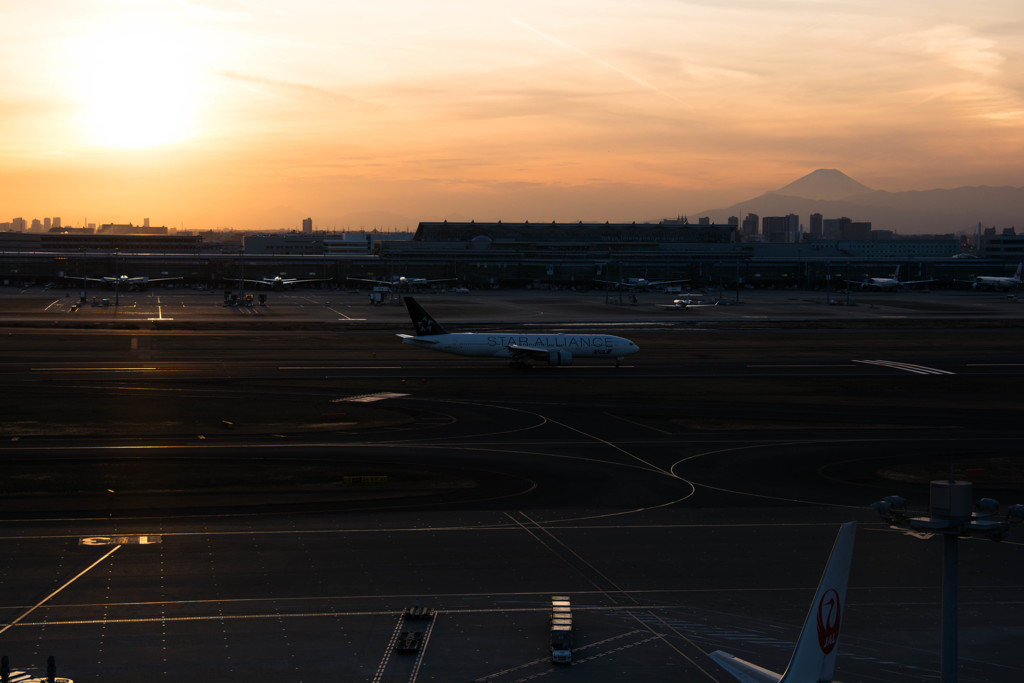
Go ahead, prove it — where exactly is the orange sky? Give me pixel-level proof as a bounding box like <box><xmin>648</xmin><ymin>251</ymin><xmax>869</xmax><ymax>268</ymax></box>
<box><xmin>3</xmin><ymin>1</ymin><xmax>1023</xmax><ymax>230</ymax></box>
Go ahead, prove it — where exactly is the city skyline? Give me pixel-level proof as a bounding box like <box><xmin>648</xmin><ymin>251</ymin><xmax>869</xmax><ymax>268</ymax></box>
<box><xmin>3</xmin><ymin>1</ymin><xmax>1023</xmax><ymax>230</ymax></box>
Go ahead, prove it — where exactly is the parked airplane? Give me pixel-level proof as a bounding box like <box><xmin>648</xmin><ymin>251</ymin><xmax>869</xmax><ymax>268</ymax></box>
<box><xmin>397</xmin><ymin>297</ymin><xmax>639</xmax><ymax>367</ymax></box>
<box><xmin>659</xmin><ymin>298</ymin><xmax>719</xmax><ymax>311</ymax></box>
<box><xmin>710</xmin><ymin>522</ymin><xmax>856</xmax><ymax>683</ymax></box>
<box><xmin>348</xmin><ymin>275</ymin><xmax>454</xmax><ymax>291</ymax></box>
<box><xmin>846</xmin><ymin>265</ymin><xmax>933</xmax><ymax>291</ymax></box>
<box><xmin>596</xmin><ymin>276</ymin><xmax>689</xmax><ymax>291</ymax></box>
<box><xmin>65</xmin><ymin>274</ymin><xmax>182</xmax><ymax>290</ymax></box>
<box><xmin>957</xmin><ymin>262</ymin><xmax>1023</xmax><ymax>290</ymax></box>
<box><xmin>243</xmin><ymin>275</ymin><xmax>331</xmax><ymax>290</ymax></box>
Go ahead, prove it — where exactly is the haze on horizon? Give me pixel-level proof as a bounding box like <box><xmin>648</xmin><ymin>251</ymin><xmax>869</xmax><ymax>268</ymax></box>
<box><xmin>2</xmin><ymin>0</ymin><xmax>1023</xmax><ymax>230</ymax></box>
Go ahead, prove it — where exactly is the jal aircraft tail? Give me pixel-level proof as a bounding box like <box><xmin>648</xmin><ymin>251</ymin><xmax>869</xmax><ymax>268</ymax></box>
<box><xmin>710</xmin><ymin>522</ymin><xmax>857</xmax><ymax>683</ymax></box>
<box><xmin>403</xmin><ymin>297</ymin><xmax>448</xmax><ymax>336</ymax></box>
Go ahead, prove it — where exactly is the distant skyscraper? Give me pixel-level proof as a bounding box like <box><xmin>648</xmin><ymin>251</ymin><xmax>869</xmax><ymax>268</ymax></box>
<box><xmin>762</xmin><ymin>214</ymin><xmax>799</xmax><ymax>243</ymax></box>
<box><xmin>823</xmin><ymin>217</ymin><xmax>851</xmax><ymax>240</ymax></box>
<box><xmin>12</xmin><ymin>217</ymin><xmax>26</xmax><ymax>232</ymax></box>
<box><xmin>302</xmin><ymin>217</ymin><xmax>313</xmax><ymax>233</ymax></box>
<box><xmin>44</xmin><ymin>218</ymin><xmax>51</xmax><ymax>231</ymax></box>
<box><xmin>741</xmin><ymin>213</ymin><xmax>759</xmax><ymax>238</ymax></box>
<box><xmin>809</xmin><ymin>213</ymin><xmax>823</xmax><ymax>239</ymax></box>
<box><xmin>144</xmin><ymin>217</ymin><xmax>150</xmax><ymax>228</ymax></box>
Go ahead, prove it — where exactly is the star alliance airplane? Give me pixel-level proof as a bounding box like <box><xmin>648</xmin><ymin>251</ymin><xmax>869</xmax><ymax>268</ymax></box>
<box><xmin>397</xmin><ymin>297</ymin><xmax>639</xmax><ymax>367</ymax></box>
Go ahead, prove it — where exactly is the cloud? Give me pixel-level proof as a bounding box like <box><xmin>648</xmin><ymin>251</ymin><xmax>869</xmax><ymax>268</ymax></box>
<box><xmin>884</xmin><ymin>24</ymin><xmax>1004</xmax><ymax>77</ymax></box>
<box><xmin>217</xmin><ymin>70</ymin><xmax>354</xmax><ymax>101</ymax></box>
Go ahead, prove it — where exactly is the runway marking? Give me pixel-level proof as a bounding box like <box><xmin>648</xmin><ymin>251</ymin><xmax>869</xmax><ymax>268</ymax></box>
<box><xmin>604</xmin><ymin>411</ymin><xmax>673</xmax><ymax>435</ymax></box>
<box><xmin>853</xmin><ymin>359</ymin><xmax>954</xmax><ymax>375</ymax></box>
<box><xmin>408</xmin><ymin>612</ymin><xmax>437</xmax><ymax>682</ymax></box>
<box><xmin>147</xmin><ymin>302</ymin><xmax>171</xmax><ymax>321</ymax></box>
<box><xmin>476</xmin><ymin>630</ymin><xmax>664</xmax><ymax>681</ymax></box>
<box><xmin>331</xmin><ymin>392</ymin><xmax>410</xmax><ymax>403</ymax></box>
<box><xmin>30</xmin><ymin>367</ymin><xmax>159</xmax><ymax>372</ymax></box>
<box><xmin>371</xmin><ymin>616</ymin><xmax>406</xmax><ymax>683</ymax></box>
<box><xmin>506</xmin><ymin>511</ymin><xmax>629</xmax><ymax>603</ymax></box>
<box><xmin>79</xmin><ymin>535</ymin><xmax>161</xmax><ymax>546</ymax></box>
<box><xmin>280</xmin><ymin>366</ymin><xmax>401</xmax><ymax>370</ymax></box>
<box><xmin>325</xmin><ymin>305</ymin><xmax>365</xmax><ymax>320</ymax></box>
<box><xmin>0</xmin><ymin>544</ymin><xmax>122</xmax><ymax>637</ymax></box>
<box><xmin>673</xmin><ymin>440</ymin><xmax>889</xmax><ymax>511</ymax></box>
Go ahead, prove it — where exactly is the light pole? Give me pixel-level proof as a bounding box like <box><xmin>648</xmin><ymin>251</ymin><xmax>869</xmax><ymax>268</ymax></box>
<box><xmin>873</xmin><ymin>481</ymin><xmax>1023</xmax><ymax>683</ymax></box>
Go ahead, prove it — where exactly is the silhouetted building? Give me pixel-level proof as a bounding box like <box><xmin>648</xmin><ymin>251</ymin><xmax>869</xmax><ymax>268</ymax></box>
<box><xmin>980</xmin><ymin>234</ymin><xmax>1024</xmax><ymax>258</ymax></box>
<box><xmin>244</xmin><ymin>233</ymin><xmax>325</xmax><ymax>255</ymax></box>
<box><xmin>302</xmin><ymin>217</ymin><xmax>313</xmax><ymax>234</ymax></box>
<box><xmin>809</xmin><ymin>213</ymin><xmax>823</xmax><ymax>239</ymax></box>
<box><xmin>99</xmin><ymin>222</ymin><xmax>168</xmax><ymax>235</ymax></box>
<box><xmin>741</xmin><ymin>213</ymin><xmax>759</xmax><ymax>239</ymax></box>
<box><xmin>762</xmin><ymin>215</ymin><xmax>798</xmax><ymax>243</ymax></box>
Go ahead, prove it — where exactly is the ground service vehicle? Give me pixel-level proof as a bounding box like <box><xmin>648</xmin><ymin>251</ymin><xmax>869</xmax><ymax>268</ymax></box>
<box><xmin>550</xmin><ymin>596</ymin><xmax>573</xmax><ymax>663</ymax></box>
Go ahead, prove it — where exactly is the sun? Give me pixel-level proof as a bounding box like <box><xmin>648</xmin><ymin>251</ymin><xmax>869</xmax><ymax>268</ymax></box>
<box><xmin>69</xmin><ymin>14</ymin><xmax>209</xmax><ymax>150</ymax></box>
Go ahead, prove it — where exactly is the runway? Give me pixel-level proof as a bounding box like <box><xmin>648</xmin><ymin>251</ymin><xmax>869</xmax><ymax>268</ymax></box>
<box><xmin>0</xmin><ymin>287</ymin><xmax>1021</xmax><ymax>682</ymax></box>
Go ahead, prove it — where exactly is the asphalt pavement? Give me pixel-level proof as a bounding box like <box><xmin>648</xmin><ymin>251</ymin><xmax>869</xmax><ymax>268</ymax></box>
<box><xmin>0</xmin><ymin>285</ymin><xmax>1021</xmax><ymax>682</ymax></box>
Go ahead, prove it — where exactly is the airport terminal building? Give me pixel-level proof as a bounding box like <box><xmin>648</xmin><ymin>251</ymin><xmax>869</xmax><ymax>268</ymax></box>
<box><xmin>0</xmin><ymin>221</ymin><xmax>1018</xmax><ymax>289</ymax></box>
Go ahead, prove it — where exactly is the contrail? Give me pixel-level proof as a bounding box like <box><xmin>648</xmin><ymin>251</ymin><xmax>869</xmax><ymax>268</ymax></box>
<box><xmin>506</xmin><ymin>14</ymin><xmax>680</xmax><ymax>103</ymax></box>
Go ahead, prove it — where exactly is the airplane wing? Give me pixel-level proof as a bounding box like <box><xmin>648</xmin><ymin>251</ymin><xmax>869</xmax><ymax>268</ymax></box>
<box><xmin>658</xmin><ymin>301</ymin><xmax>718</xmax><ymax>310</ymax></box>
<box><xmin>708</xmin><ymin>652</ymin><xmax>782</xmax><ymax>683</ymax></box>
<box><xmin>282</xmin><ymin>278</ymin><xmax>330</xmax><ymax>284</ymax></box>
<box><xmin>347</xmin><ymin>277</ymin><xmax>390</xmax><ymax>286</ymax></box>
<box><xmin>508</xmin><ymin>344</ymin><xmax>555</xmax><ymax>362</ymax></box>
<box><xmin>396</xmin><ymin>333</ymin><xmax>440</xmax><ymax>346</ymax></box>
<box><xmin>594</xmin><ymin>279</ymin><xmax>636</xmax><ymax>289</ymax></box>
<box><xmin>142</xmin><ymin>277</ymin><xmax>183</xmax><ymax>283</ymax></box>
<box><xmin>63</xmin><ymin>275</ymin><xmax>106</xmax><ymax>283</ymax></box>
<box><xmin>899</xmin><ymin>278</ymin><xmax>935</xmax><ymax>285</ymax></box>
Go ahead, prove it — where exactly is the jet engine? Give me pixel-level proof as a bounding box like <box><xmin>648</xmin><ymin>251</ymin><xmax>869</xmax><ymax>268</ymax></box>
<box><xmin>547</xmin><ymin>350</ymin><xmax>573</xmax><ymax>366</ymax></box>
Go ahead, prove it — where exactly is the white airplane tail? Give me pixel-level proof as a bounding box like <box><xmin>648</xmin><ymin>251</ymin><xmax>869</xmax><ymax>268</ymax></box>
<box><xmin>710</xmin><ymin>522</ymin><xmax>857</xmax><ymax>683</ymax></box>
<box><xmin>1014</xmin><ymin>262</ymin><xmax>1023</xmax><ymax>281</ymax></box>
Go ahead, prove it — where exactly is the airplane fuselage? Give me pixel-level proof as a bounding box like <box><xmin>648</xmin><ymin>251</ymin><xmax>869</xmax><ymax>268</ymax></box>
<box><xmin>864</xmin><ymin>278</ymin><xmax>899</xmax><ymax>290</ymax></box>
<box><xmin>974</xmin><ymin>276</ymin><xmax>1020</xmax><ymax>290</ymax></box>
<box><xmin>399</xmin><ymin>332</ymin><xmax>638</xmax><ymax>360</ymax></box>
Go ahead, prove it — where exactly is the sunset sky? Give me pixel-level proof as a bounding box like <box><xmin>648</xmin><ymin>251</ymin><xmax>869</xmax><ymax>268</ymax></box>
<box><xmin>3</xmin><ymin>0</ymin><xmax>1023</xmax><ymax>230</ymax></box>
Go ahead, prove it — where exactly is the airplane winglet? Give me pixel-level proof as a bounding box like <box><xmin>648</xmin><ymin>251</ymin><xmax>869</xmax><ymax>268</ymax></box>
<box><xmin>712</xmin><ymin>522</ymin><xmax>857</xmax><ymax>683</ymax></box>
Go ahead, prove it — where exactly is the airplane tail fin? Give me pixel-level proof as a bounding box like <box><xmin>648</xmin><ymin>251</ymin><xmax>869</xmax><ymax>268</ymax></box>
<box><xmin>710</xmin><ymin>522</ymin><xmax>857</xmax><ymax>683</ymax></box>
<box><xmin>403</xmin><ymin>297</ymin><xmax>448</xmax><ymax>336</ymax></box>
<box><xmin>1015</xmin><ymin>262</ymin><xmax>1023</xmax><ymax>280</ymax></box>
